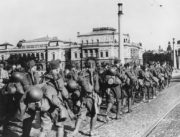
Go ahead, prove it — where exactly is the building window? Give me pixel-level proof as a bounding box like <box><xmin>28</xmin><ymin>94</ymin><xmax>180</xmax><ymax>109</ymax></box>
<box><xmin>90</xmin><ymin>50</ymin><xmax>93</xmax><ymax>57</ymax></box>
<box><xmin>75</xmin><ymin>52</ymin><xmax>77</xmax><ymax>58</ymax></box>
<box><xmin>86</xmin><ymin>40</ymin><xmax>88</xmax><ymax>44</ymax></box>
<box><xmin>82</xmin><ymin>40</ymin><xmax>83</xmax><ymax>44</ymax></box>
<box><xmin>83</xmin><ymin>50</ymin><xmax>86</xmax><ymax>57</ymax></box>
<box><xmin>106</xmin><ymin>51</ymin><xmax>108</xmax><ymax>57</ymax></box>
<box><xmin>97</xmin><ymin>39</ymin><xmax>99</xmax><ymax>43</ymax></box>
<box><xmin>1</xmin><ymin>55</ymin><xmax>4</xmax><ymax>61</ymax></box>
<box><xmin>100</xmin><ymin>52</ymin><xmax>103</xmax><ymax>58</ymax></box>
<box><xmin>41</xmin><ymin>53</ymin><xmax>44</xmax><ymax>60</ymax></box>
<box><xmin>53</xmin><ymin>53</ymin><xmax>55</xmax><ymax>60</ymax></box>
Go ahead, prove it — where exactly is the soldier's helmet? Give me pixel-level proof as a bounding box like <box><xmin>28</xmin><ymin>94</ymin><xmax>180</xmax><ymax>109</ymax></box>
<box><xmin>11</xmin><ymin>72</ymin><xmax>25</xmax><ymax>82</ymax></box>
<box><xmin>26</xmin><ymin>86</ymin><xmax>43</xmax><ymax>102</ymax></box>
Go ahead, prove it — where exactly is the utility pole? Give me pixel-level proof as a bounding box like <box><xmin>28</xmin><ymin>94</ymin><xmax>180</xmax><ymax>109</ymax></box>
<box><xmin>46</xmin><ymin>42</ymin><xmax>49</xmax><ymax>71</ymax></box>
<box><xmin>173</xmin><ymin>38</ymin><xmax>177</xmax><ymax>69</ymax></box>
<box><xmin>80</xmin><ymin>44</ymin><xmax>83</xmax><ymax>70</ymax></box>
<box><xmin>118</xmin><ymin>3</ymin><xmax>124</xmax><ymax>64</ymax></box>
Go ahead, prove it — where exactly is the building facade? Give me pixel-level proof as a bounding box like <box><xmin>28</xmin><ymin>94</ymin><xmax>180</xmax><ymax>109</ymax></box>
<box><xmin>0</xmin><ymin>36</ymin><xmax>70</xmax><ymax>69</ymax></box>
<box><xmin>71</xmin><ymin>27</ymin><xmax>143</xmax><ymax>68</ymax></box>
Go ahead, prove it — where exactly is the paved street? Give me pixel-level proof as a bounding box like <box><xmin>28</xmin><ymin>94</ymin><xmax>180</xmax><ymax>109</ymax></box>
<box><xmin>147</xmin><ymin>74</ymin><xmax>180</xmax><ymax>137</ymax></box>
<box><xmin>148</xmin><ymin>103</ymin><xmax>180</xmax><ymax>137</ymax></box>
<box><xmin>76</xmin><ymin>73</ymin><xmax>180</xmax><ymax>137</ymax></box>
<box><xmin>88</xmin><ymin>74</ymin><xmax>180</xmax><ymax>137</ymax></box>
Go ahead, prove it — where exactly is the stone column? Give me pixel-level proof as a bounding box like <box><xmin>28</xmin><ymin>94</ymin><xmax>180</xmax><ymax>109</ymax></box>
<box><xmin>87</xmin><ymin>50</ymin><xmax>90</xmax><ymax>57</ymax></box>
<box><xmin>92</xmin><ymin>49</ymin><xmax>95</xmax><ymax>57</ymax></box>
<box><xmin>43</xmin><ymin>52</ymin><xmax>45</xmax><ymax>60</ymax></box>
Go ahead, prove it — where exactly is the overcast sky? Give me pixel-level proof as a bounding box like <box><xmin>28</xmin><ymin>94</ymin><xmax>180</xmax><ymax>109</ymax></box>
<box><xmin>0</xmin><ymin>0</ymin><xmax>179</xmax><ymax>50</ymax></box>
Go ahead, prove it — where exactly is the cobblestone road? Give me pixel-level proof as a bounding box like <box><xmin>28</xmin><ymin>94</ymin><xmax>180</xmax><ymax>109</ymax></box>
<box><xmin>148</xmin><ymin>99</ymin><xmax>180</xmax><ymax>137</ymax></box>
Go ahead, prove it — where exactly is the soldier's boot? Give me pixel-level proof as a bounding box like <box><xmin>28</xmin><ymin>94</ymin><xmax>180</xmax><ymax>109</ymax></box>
<box><xmin>132</xmin><ymin>91</ymin><xmax>135</xmax><ymax>105</ymax></box>
<box><xmin>147</xmin><ymin>87</ymin><xmax>150</xmax><ymax>101</ymax></box>
<box><xmin>116</xmin><ymin>101</ymin><xmax>121</xmax><ymax>119</ymax></box>
<box><xmin>89</xmin><ymin>114</ymin><xmax>97</xmax><ymax>136</ymax></box>
<box><xmin>122</xmin><ymin>98</ymin><xmax>127</xmax><ymax>107</ymax></box>
<box><xmin>70</xmin><ymin>117</ymin><xmax>83</xmax><ymax>136</ymax></box>
<box><xmin>105</xmin><ymin>103</ymin><xmax>113</xmax><ymax>122</ymax></box>
<box><xmin>142</xmin><ymin>88</ymin><xmax>146</xmax><ymax>102</ymax></box>
<box><xmin>127</xmin><ymin>98</ymin><xmax>132</xmax><ymax>113</ymax></box>
<box><xmin>159</xmin><ymin>81</ymin><xmax>162</xmax><ymax>91</ymax></box>
<box><xmin>57</xmin><ymin>126</ymin><xmax>64</xmax><ymax>137</ymax></box>
<box><xmin>152</xmin><ymin>87</ymin><xmax>157</xmax><ymax>99</ymax></box>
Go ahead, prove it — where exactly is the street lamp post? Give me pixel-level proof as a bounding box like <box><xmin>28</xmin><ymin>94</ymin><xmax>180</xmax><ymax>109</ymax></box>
<box><xmin>173</xmin><ymin>38</ymin><xmax>177</xmax><ymax>69</ymax></box>
<box><xmin>80</xmin><ymin>44</ymin><xmax>83</xmax><ymax>70</ymax></box>
<box><xmin>45</xmin><ymin>42</ymin><xmax>49</xmax><ymax>71</ymax></box>
<box><xmin>118</xmin><ymin>3</ymin><xmax>124</xmax><ymax>64</ymax></box>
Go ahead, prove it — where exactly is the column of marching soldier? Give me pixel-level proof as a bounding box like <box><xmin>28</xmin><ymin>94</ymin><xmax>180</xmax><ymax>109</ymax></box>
<box><xmin>0</xmin><ymin>59</ymin><xmax>173</xmax><ymax>137</ymax></box>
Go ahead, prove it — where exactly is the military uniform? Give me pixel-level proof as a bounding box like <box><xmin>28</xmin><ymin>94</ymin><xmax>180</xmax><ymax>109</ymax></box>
<box><xmin>70</xmin><ymin>71</ymin><xmax>101</xmax><ymax>136</ymax></box>
<box><xmin>38</xmin><ymin>60</ymin><xmax>72</xmax><ymax>137</ymax></box>
<box><xmin>0</xmin><ymin>71</ymin><xmax>34</xmax><ymax>137</ymax></box>
<box><xmin>102</xmin><ymin>67</ymin><xmax>122</xmax><ymax>119</ymax></box>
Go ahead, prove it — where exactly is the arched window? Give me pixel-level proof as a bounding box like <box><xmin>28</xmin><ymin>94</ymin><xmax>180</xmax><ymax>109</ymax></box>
<box><xmin>100</xmin><ymin>52</ymin><xmax>103</xmax><ymax>58</ymax></box>
<box><xmin>106</xmin><ymin>51</ymin><xmax>109</xmax><ymax>57</ymax></box>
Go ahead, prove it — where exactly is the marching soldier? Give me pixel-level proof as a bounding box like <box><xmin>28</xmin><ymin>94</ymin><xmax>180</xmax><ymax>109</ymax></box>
<box><xmin>39</xmin><ymin>60</ymin><xmax>72</xmax><ymax>137</ymax></box>
<box><xmin>103</xmin><ymin>65</ymin><xmax>122</xmax><ymax>120</ymax></box>
<box><xmin>70</xmin><ymin>70</ymin><xmax>101</xmax><ymax>137</ymax></box>
<box><xmin>0</xmin><ymin>71</ymin><xmax>34</xmax><ymax>137</ymax></box>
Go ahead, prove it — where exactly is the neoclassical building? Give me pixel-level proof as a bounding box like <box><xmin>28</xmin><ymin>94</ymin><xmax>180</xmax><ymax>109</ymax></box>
<box><xmin>0</xmin><ymin>36</ymin><xmax>70</xmax><ymax>69</ymax></box>
<box><xmin>176</xmin><ymin>40</ymin><xmax>180</xmax><ymax>68</ymax></box>
<box><xmin>0</xmin><ymin>29</ymin><xmax>143</xmax><ymax>70</ymax></box>
<box><xmin>71</xmin><ymin>27</ymin><xmax>143</xmax><ymax>68</ymax></box>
